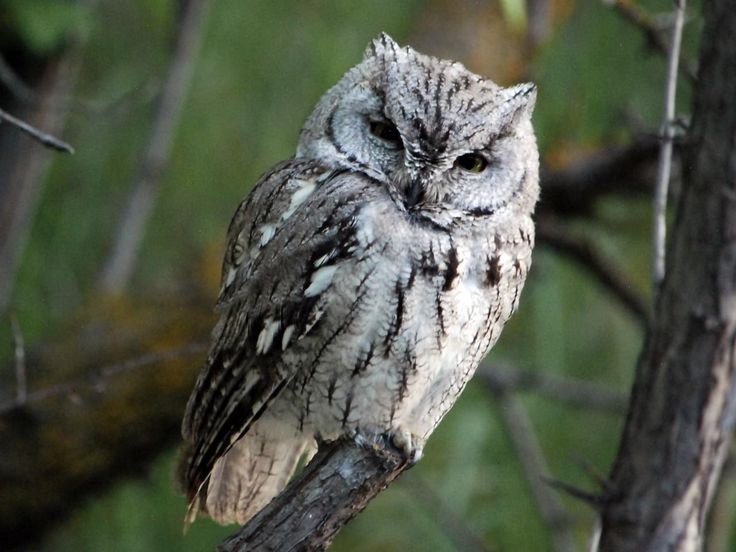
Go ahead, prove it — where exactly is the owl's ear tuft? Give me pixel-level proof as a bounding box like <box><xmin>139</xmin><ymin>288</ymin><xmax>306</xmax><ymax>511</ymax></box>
<box><xmin>499</xmin><ymin>82</ymin><xmax>537</xmax><ymax>122</ymax></box>
<box><xmin>364</xmin><ymin>32</ymin><xmax>402</xmax><ymax>61</ymax></box>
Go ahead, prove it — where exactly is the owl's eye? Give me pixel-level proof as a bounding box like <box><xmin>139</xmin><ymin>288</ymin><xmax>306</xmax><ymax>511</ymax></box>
<box><xmin>369</xmin><ymin>120</ymin><xmax>403</xmax><ymax>148</ymax></box>
<box><xmin>455</xmin><ymin>153</ymin><xmax>488</xmax><ymax>173</ymax></box>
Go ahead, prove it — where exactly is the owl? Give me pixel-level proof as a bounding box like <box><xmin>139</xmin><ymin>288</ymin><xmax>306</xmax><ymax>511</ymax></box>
<box><xmin>179</xmin><ymin>33</ymin><xmax>539</xmax><ymax>526</ymax></box>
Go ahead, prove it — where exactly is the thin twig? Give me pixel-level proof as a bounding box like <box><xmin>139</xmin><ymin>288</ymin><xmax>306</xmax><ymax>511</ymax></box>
<box><xmin>402</xmin><ymin>473</ymin><xmax>492</xmax><ymax>552</ymax></box>
<box><xmin>0</xmin><ymin>342</ymin><xmax>207</xmax><ymax>415</ymax></box>
<box><xmin>604</xmin><ymin>0</ymin><xmax>696</xmax><ymax>82</ymax></box>
<box><xmin>9</xmin><ymin>314</ymin><xmax>27</xmax><ymax>405</ymax></box>
<box><xmin>478</xmin><ymin>363</ymin><xmax>628</xmax><ymax>414</ymax></box>
<box><xmin>652</xmin><ymin>0</ymin><xmax>687</xmax><ymax>291</ymax></box>
<box><xmin>98</xmin><ymin>0</ymin><xmax>213</xmax><ymax>294</ymax></box>
<box><xmin>0</xmin><ymin>107</ymin><xmax>74</xmax><ymax>153</ymax></box>
<box><xmin>485</xmin><ymin>382</ymin><xmax>576</xmax><ymax>552</ymax></box>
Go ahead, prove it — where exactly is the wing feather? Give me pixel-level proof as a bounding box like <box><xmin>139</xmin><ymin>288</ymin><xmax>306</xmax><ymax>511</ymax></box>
<box><xmin>179</xmin><ymin>159</ymin><xmax>367</xmax><ymax>508</ymax></box>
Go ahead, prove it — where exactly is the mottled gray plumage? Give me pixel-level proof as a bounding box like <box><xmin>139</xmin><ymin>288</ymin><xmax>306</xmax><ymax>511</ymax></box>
<box><xmin>179</xmin><ymin>33</ymin><xmax>539</xmax><ymax>526</ymax></box>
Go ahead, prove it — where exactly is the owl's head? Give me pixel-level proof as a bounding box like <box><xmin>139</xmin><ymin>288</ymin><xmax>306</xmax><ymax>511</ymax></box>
<box><xmin>297</xmin><ymin>33</ymin><xmax>539</xmax><ymax>222</ymax></box>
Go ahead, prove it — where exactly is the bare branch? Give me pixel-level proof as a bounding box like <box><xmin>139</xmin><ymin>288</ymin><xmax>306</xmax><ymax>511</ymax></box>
<box><xmin>484</xmin><ymin>381</ymin><xmax>576</xmax><ymax>552</ymax></box>
<box><xmin>599</xmin><ymin>0</ymin><xmax>736</xmax><ymax>547</ymax></box>
<box><xmin>539</xmin><ymin>137</ymin><xmax>659</xmax><ymax>217</ymax></box>
<box><xmin>0</xmin><ymin>342</ymin><xmax>207</xmax><ymax>415</ymax></box>
<box><xmin>537</xmin><ymin>218</ymin><xmax>649</xmax><ymax>326</ymax></box>
<box><xmin>0</xmin><ymin>107</ymin><xmax>74</xmax><ymax>153</ymax></box>
<box><xmin>652</xmin><ymin>0</ymin><xmax>687</xmax><ymax>291</ymax></box>
<box><xmin>604</xmin><ymin>0</ymin><xmax>696</xmax><ymax>82</ymax></box>
<box><xmin>402</xmin><ymin>473</ymin><xmax>492</xmax><ymax>552</ymax></box>
<box><xmin>9</xmin><ymin>314</ymin><xmax>27</xmax><ymax>405</ymax></box>
<box><xmin>99</xmin><ymin>0</ymin><xmax>213</xmax><ymax>294</ymax></box>
<box><xmin>218</xmin><ymin>433</ymin><xmax>411</xmax><ymax>552</ymax></box>
<box><xmin>478</xmin><ymin>363</ymin><xmax>628</xmax><ymax>414</ymax></box>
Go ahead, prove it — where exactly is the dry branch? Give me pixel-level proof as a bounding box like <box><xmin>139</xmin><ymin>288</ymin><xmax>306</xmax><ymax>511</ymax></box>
<box><xmin>0</xmin><ymin>107</ymin><xmax>74</xmax><ymax>153</ymax></box>
<box><xmin>98</xmin><ymin>0</ymin><xmax>212</xmax><ymax>294</ymax></box>
<box><xmin>217</xmin><ymin>433</ymin><xmax>411</xmax><ymax>552</ymax></box>
<box><xmin>486</xmin><ymin>383</ymin><xmax>576</xmax><ymax>552</ymax></box>
<box><xmin>599</xmin><ymin>0</ymin><xmax>736</xmax><ymax>548</ymax></box>
<box><xmin>652</xmin><ymin>0</ymin><xmax>687</xmax><ymax>290</ymax></box>
<box><xmin>537</xmin><ymin>218</ymin><xmax>649</xmax><ymax>326</ymax></box>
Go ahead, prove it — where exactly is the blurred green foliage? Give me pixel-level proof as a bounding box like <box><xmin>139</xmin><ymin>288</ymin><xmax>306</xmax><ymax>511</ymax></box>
<box><xmin>2</xmin><ymin>0</ymin><xmax>93</xmax><ymax>53</ymax></box>
<box><xmin>2</xmin><ymin>0</ymin><xmax>721</xmax><ymax>550</ymax></box>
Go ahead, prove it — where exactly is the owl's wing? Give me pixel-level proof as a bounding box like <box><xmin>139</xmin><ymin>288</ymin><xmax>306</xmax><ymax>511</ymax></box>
<box><xmin>179</xmin><ymin>159</ymin><xmax>365</xmax><ymax>510</ymax></box>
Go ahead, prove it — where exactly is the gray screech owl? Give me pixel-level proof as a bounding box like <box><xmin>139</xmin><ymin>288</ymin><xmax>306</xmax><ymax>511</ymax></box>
<box><xmin>179</xmin><ymin>33</ymin><xmax>539</xmax><ymax>526</ymax></box>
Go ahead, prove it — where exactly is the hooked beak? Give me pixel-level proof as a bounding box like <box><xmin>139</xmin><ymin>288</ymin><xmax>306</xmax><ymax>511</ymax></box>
<box><xmin>404</xmin><ymin>177</ymin><xmax>425</xmax><ymax>209</ymax></box>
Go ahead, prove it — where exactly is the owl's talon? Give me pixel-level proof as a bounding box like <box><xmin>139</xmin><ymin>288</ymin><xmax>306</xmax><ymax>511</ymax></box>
<box><xmin>390</xmin><ymin>429</ymin><xmax>424</xmax><ymax>465</ymax></box>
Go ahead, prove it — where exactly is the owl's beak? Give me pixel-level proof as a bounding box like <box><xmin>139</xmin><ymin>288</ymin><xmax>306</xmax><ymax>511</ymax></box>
<box><xmin>404</xmin><ymin>176</ymin><xmax>425</xmax><ymax>209</ymax></box>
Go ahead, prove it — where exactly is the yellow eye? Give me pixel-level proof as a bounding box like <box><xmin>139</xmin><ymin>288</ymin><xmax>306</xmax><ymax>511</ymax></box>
<box><xmin>455</xmin><ymin>153</ymin><xmax>488</xmax><ymax>173</ymax></box>
<box><xmin>370</xmin><ymin>120</ymin><xmax>402</xmax><ymax>147</ymax></box>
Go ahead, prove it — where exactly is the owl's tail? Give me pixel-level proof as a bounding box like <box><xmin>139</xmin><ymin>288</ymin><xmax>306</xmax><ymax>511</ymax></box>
<box><xmin>182</xmin><ymin>414</ymin><xmax>315</xmax><ymax>527</ymax></box>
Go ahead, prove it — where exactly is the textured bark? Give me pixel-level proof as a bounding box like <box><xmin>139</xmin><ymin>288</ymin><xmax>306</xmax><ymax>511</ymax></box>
<box><xmin>598</xmin><ymin>1</ymin><xmax>736</xmax><ymax>550</ymax></box>
<box><xmin>217</xmin><ymin>433</ymin><xmax>410</xmax><ymax>552</ymax></box>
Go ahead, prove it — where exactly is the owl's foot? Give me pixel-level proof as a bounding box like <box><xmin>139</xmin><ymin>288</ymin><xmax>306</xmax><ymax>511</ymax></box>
<box><xmin>389</xmin><ymin>428</ymin><xmax>424</xmax><ymax>465</ymax></box>
<box><xmin>350</xmin><ymin>427</ymin><xmax>423</xmax><ymax>465</ymax></box>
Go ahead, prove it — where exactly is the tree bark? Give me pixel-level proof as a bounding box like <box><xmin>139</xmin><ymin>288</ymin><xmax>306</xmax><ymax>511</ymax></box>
<box><xmin>598</xmin><ymin>0</ymin><xmax>736</xmax><ymax>549</ymax></box>
<box><xmin>217</xmin><ymin>433</ymin><xmax>410</xmax><ymax>552</ymax></box>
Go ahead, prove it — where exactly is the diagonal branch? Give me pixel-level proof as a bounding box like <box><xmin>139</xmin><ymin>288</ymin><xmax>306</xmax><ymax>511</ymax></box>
<box><xmin>484</xmin><ymin>380</ymin><xmax>576</xmax><ymax>552</ymax></box>
<box><xmin>98</xmin><ymin>0</ymin><xmax>213</xmax><ymax>294</ymax></box>
<box><xmin>478</xmin><ymin>363</ymin><xmax>628</xmax><ymax>414</ymax></box>
<box><xmin>537</xmin><ymin>217</ymin><xmax>649</xmax><ymax>326</ymax></box>
<box><xmin>217</xmin><ymin>432</ymin><xmax>411</xmax><ymax>552</ymax></box>
<box><xmin>0</xmin><ymin>107</ymin><xmax>74</xmax><ymax>153</ymax></box>
<box><xmin>604</xmin><ymin>0</ymin><xmax>696</xmax><ymax>82</ymax></box>
<box><xmin>539</xmin><ymin>137</ymin><xmax>659</xmax><ymax>217</ymax></box>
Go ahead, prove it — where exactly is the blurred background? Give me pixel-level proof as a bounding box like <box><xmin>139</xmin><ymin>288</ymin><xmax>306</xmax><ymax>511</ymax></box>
<box><xmin>2</xmin><ymin>0</ymin><xmax>726</xmax><ymax>550</ymax></box>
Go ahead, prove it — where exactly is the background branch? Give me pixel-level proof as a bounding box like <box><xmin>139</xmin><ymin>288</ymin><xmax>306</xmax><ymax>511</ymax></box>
<box><xmin>604</xmin><ymin>0</ymin><xmax>697</xmax><ymax>82</ymax></box>
<box><xmin>98</xmin><ymin>0</ymin><xmax>213</xmax><ymax>294</ymax></box>
<box><xmin>478</xmin><ymin>363</ymin><xmax>628</xmax><ymax>414</ymax></box>
<box><xmin>484</xmin><ymin>381</ymin><xmax>576</xmax><ymax>552</ymax></box>
<box><xmin>0</xmin><ymin>107</ymin><xmax>74</xmax><ymax>153</ymax></box>
<box><xmin>537</xmin><ymin>218</ymin><xmax>649</xmax><ymax>326</ymax></box>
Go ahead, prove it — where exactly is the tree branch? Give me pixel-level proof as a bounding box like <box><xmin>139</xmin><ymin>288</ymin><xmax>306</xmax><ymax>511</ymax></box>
<box><xmin>485</xmin><ymin>381</ymin><xmax>576</xmax><ymax>552</ymax></box>
<box><xmin>599</xmin><ymin>0</ymin><xmax>736</xmax><ymax>548</ymax></box>
<box><xmin>539</xmin><ymin>137</ymin><xmax>659</xmax><ymax>217</ymax></box>
<box><xmin>98</xmin><ymin>0</ymin><xmax>213</xmax><ymax>294</ymax></box>
<box><xmin>537</xmin><ymin>218</ymin><xmax>649</xmax><ymax>326</ymax></box>
<box><xmin>217</xmin><ymin>433</ymin><xmax>411</xmax><ymax>552</ymax></box>
<box><xmin>604</xmin><ymin>0</ymin><xmax>696</xmax><ymax>82</ymax></box>
<box><xmin>0</xmin><ymin>107</ymin><xmax>74</xmax><ymax>153</ymax></box>
<box><xmin>478</xmin><ymin>363</ymin><xmax>628</xmax><ymax>414</ymax></box>
<box><xmin>652</xmin><ymin>0</ymin><xmax>687</xmax><ymax>290</ymax></box>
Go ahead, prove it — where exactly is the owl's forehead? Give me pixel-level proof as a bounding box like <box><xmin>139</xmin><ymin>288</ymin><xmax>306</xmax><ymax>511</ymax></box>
<box><xmin>378</xmin><ymin>52</ymin><xmax>503</xmax><ymax>154</ymax></box>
